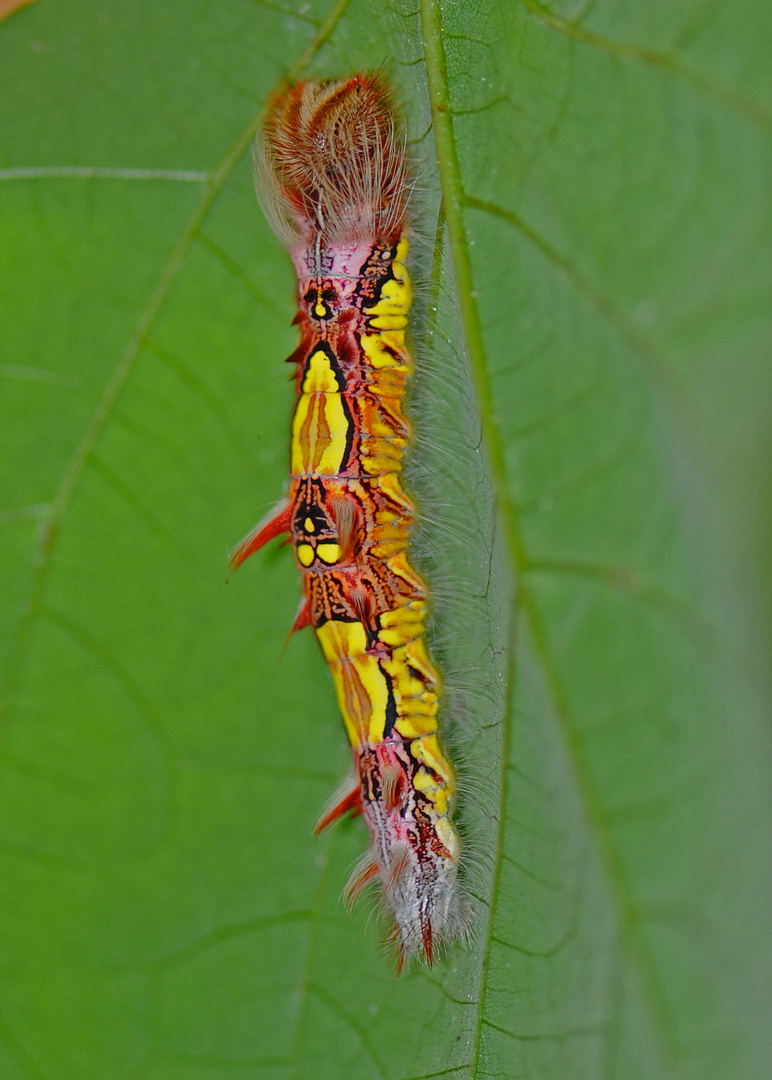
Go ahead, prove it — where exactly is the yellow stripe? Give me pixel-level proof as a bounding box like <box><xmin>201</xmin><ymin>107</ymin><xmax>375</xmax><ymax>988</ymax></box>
<box><xmin>291</xmin><ymin>391</ymin><xmax>349</xmax><ymax>475</ymax></box>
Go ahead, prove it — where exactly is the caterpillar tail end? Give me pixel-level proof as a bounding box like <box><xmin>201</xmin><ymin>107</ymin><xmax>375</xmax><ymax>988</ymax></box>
<box><xmin>382</xmin><ymin>838</ymin><xmax>469</xmax><ymax>971</ymax></box>
<box><xmin>356</xmin><ymin>745</ymin><xmax>471</xmax><ymax>970</ymax></box>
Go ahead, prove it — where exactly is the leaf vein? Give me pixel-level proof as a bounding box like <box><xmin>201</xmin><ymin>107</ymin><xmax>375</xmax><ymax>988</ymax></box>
<box><xmin>517</xmin><ymin>0</ymin><xmax>772</xmax><ymax>132</ymax></box>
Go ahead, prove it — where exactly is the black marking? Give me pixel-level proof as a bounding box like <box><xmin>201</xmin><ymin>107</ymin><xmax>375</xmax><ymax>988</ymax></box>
<box><xmin>381</xmin><ymin>665</ymin><xmax>398</xmax><ymax>737</ymax></box>
<box><xmin>303</xmin><ymin>281</ymin><xmax>340</xmax><ymax>322</ymax></box>
<box><xmin>353</xmin><ymin>244</ymin><xmax>398</xmax><ymax>309</ymax></box>
<box><xmin>358</xmin><ymin>746</ymin><xmax>381</xmax><ymax>803</ymax></box>
<box><xmin>293</xmin><ymin>477</ymin><xmax>335</xmax><ymax>541</ymax></box>
<box><xmin>339</xmin><ymin>391</ymin><xmax>356</xmax><ymax>472</ymax></box>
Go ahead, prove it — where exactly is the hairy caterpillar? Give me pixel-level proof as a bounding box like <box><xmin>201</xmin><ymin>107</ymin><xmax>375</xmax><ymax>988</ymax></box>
<box><xmin>231</xmin><ymin>74</ymin><xmax>467</xmax><ymax>966</ymax></box>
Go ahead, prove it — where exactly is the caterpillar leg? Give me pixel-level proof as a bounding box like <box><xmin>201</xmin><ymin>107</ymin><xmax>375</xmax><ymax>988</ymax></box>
<box><xmin>229</xmin><ymin>497</ymin><xmax>292</xmax><ymax>571</ymax></box>
<box><xmin>314</xmin><ymin>775</ymin><xmax>363</xmax><ymax>834</ymax></box>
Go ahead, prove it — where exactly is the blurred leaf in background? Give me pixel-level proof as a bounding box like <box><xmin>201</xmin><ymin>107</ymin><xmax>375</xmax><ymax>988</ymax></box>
<box><xmin>0</xmin><ymin>1</ymin><xmax>770</xmax><ymax>1078</ymax></box>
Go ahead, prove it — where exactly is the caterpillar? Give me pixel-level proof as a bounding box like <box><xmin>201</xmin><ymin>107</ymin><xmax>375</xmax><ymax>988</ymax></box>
<box><xmin>230</xmin><ymin>74</ymin><xmax>467</xmax><ymax>967</ymax></box>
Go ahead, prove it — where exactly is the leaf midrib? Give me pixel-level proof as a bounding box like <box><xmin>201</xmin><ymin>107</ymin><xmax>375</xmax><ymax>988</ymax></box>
<box><xmin>420</xmin><ymin>0</ymin><xmax>682</xmax><ymax>1075</ymax></box>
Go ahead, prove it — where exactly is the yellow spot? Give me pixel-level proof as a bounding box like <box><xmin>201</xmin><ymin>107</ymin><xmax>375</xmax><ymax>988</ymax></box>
<box><xmin>359</xmin><ymin>330</ymin><xmax>408</xmax><ymax>371</ymax></box>
<box><xmin>304</xmin><ymin>517</ymin><xmax>315</xmax><ymax>533</ymax></box>
<box><xmin>377</xmin><ymin>273</ymin><xmax>412</xmax><ymax>316</ymax></box>
<box><xmin>397</xmin><ymin>638</ymin><xmax>439</xmax><ymax>695</ymax></box>
<box><xmin>379</xmin><ymin>604</ymin><xmax>425</xmax><ymax>647</ymax></box>
<box><xmin>395</xmin><ymin>713</ymin><xmax>437</xmax><ymax>740</ymax></box>
<box><xmin>367</xmin><ymin>241</ymin><xmax>412</xmax><ymax>327</ymax></box>
<box><xmin>368</xmin><ymin>313</ymin><xmax>408</xmax><ymax>331</ymax></box>
<box><xmin>412</xmin><ymin>767</ymin><xmax>436</xmax><ymax>793</ymax></box>
<box><xmin>435</xmin><ymin>816</ymin><xmax>460</xmax><ymax>860</ymax></box>
<box><xmin>412</xmin><ymin>734</ymin><xmax>451</xmax><ymax>782</ymax></box>
<box><xmin>432</xmin><ymin>787</ymin><xmax>450</xmax><ymax>816</ymax></box>
<box><xmin>317</xmin><ymin>542</ymin><xmax>341</xmax><ymax>565</ymax></box>
<box><xmin>411</xmin><ymin>764</ymin><xmax>453</xmax><ymax>819</ymax></box>
<box><xmin>388</xmin><ymin>551</ymin><xmax>426</xmax><ymax>597</ymax></box>
<box><xmin>379</xmin><ymin>471</ymin><xmax>411</xmax><ymax>509</ymax></box>
<box><xmin>302</xmin><ymin>349</ymin><xmax>339</xmax><ymax>393</ymax></box>
<box><xmin>360</xmin><ymin>453</ymin><xmax>402</xmax><ymax>476</ymax></box>
<box><xmin>380</xmin><ymin>604</ymin><xmax>425</xmax><ymax>628</ymax></box>
<box><xmin>385</xmin><ymin>659</ymin><xmax>425</xmax><ymax>700</ymax></box>
<box><xmin>297</xmin><ymin>543</ymin><xmax>314</xmax><ymax>567</ymax></box>
<box><xmin>314</xmin><ymin>300</ymin><xmax>327</xmax><ymax>318</ymax></box>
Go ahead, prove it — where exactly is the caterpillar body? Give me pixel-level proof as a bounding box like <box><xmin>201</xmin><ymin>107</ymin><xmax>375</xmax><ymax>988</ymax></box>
<box><xmin>231</xmin><ymin>74</ymin><xmax>467</xmax><ymax>966</ymax></box>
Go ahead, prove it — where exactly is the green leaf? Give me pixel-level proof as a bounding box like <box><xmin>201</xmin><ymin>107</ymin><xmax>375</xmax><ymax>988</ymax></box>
<box><xmin>1</xmin><ymin>0</ymin><xmax>771</xmax><ymax>1078</ymax></box>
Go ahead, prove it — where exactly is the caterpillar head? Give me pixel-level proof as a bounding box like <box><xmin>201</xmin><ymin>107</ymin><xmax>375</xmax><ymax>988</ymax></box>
<box><xmin>257</xmin><ymin>73</ymin><xmax>409</xmax><ymax>250</ymax></box>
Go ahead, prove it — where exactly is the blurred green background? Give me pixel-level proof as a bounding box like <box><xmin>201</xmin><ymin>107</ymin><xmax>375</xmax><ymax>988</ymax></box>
<box><xmin>1</xmin><ymin>0</ymin><xmax>771</xmax><ymax>1077</ymax></box>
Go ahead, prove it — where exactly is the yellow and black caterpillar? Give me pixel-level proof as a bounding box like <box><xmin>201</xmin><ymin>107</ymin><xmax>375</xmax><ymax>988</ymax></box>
<box><xmin>231</xmin><ymin>74</ymin><xmax>468</xmax><ymax>966</ymax></box>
